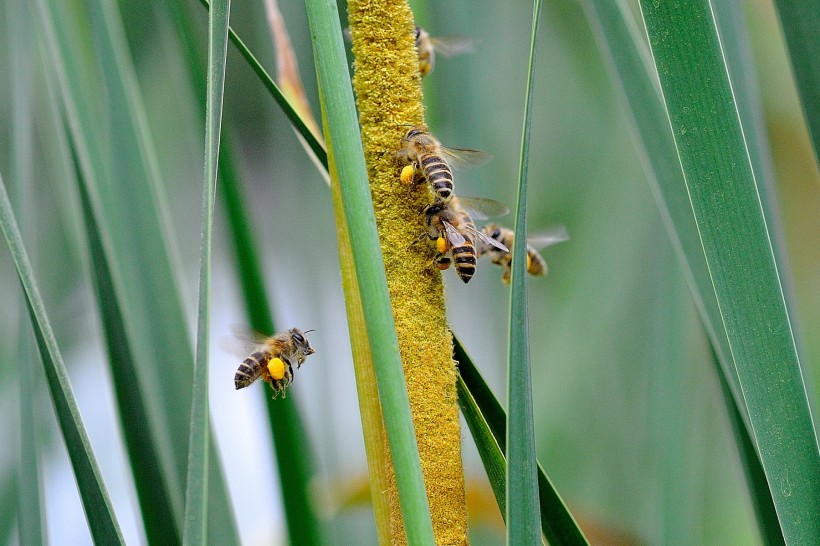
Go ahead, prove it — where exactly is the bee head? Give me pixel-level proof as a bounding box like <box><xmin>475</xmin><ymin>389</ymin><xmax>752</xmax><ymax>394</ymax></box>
<box><xmin>290</xmin><ymin>328</ymin><xmax>316</xmax><ymax>355</ymax></box>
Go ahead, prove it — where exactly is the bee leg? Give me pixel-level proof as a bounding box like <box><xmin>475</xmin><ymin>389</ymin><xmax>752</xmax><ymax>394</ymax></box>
<box><xmin>434</xmin><ymin>253</ymin><xmax>452</xmax><ymax>271</ymax></box>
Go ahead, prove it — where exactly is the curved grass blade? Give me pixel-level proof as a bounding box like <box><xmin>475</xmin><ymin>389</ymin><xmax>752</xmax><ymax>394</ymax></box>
<box><xmin>506</xmin><ymin>0</ymin><xmax>544</xmax><ymax>542</ymax></box>
<box><xmin>194</xmin><ymin>0</ymin><xmax>327</xmax><ymax>168</ymax></box>
<box><xmin>771</xmin><ymin>1</ymin><xmax>820</xmax><ymax>165</ymax></box>
<box><xmin>638</xmin><ymin>1</ymin><xmax>820</xmax><ymax>541</ymax></box>
<box><xmin>182</xmin><ymin>0</ymin><xmax>231</xmax><ymax>543</ymax></box>
<box><xmin>69</xmin><ymin>135</ymin><xmax>181</xmax><ymax>545</ymax></box>
<box><xmin>579</xmin><ymin>1</ymin><xmax>783</xmax><ymax>540</ymax></box>
<box><xmin>0</xmin><ymin>173</ymin><xmax>125</xmax><ymax>545</ymax></box>
<box><xmin>303</xmin><ymin>0</ymin><xmax>435</xmax><ymax>541</ymax></box>
<box><xmin>454</xmin><ymin>338</ymin><xmax>589</xmax><ymax>545</ymax></box>
<box><xmin>456</xmin><ymin>376</ymin><xmax>507</xmax><ymax>520</ymax></box>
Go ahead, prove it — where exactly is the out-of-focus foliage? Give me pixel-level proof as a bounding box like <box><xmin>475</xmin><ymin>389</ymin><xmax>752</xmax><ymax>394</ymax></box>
<box><xmin>0</xmin><ymin>0</ymin><xmax>816</xmax><ymax>543</ymax></box>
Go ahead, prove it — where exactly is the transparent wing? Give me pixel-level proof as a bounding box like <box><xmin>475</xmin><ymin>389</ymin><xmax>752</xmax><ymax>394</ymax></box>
<box><xmin>527</xmin><ymin>225</ymin><xmax>570</xmax><ymax>249</ymax></box>
<box><xmin>430</xmin><ymin>36</ymin><xmax>478</xmax><ymax>57</ymax></box>
<box><xmin>222</xmin><ymin>324</ymin><xmax>273</xmax><ymax>356</ymax></box>
<box><xmin>455</xmin><ymin>196</ymin><xmax>510</xmax><ymax>220</ymax></box>
<box><xmin>466</xmin><ymin>225</ymin><xmax>509</xmax><ymax>252</ymax></box>
<box><xmin>441</xmin><ymin>221</ymin><xmax>467</xmax><ymax>247</ymax></box>
<box><xmin>439</xmin><ymin>147</ymin><xmax>492</xmax><ymax>170</ymax></box>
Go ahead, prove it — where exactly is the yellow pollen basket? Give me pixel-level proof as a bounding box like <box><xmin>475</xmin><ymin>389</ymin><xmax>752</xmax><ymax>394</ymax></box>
<box><xmin>526</xmin><ymin>254</ymin><xmax>532</xmax><ymax>271</ymax></box>
<box><xmin>268</xmin><ymin>357</ymin><xmax>286</xmax><ymax>381</ymax></box>
<box><xmin>436</xmin><ymin>236</ymin><xmax>448</xmax><ymax>253</ymax></box>
<box><xmin>400</xmin><ymin>164</ymin><xmax>415</xmax><ymax>185</ymax></box>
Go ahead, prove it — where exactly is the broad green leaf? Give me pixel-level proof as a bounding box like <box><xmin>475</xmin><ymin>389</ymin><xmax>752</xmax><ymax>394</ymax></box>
<box><xmin>0</xmin><ymin>172</ymin><xmax>125</xmax><ymax>545</ymax></box>
<box><xmin>639</xmin><ymin>1</ymin><xmax>820</xmax><ymax>541</ymax></box>
<box><xmin>303</xmin><ymin>0</ymin><xmax>435</xmax><ymax>542</ymax></box>
<box><xmin>182</xmin><ymin>0</ymin><xmax>231</xmax><ymax>542</ymax></box>
<box><xmin>506</xmin><ymin>0</ymin><xmax>543</xmax><ymax>542</ymax></box>
<box><xmin>579</xmin><ymin>0</ymin><xmax>783</xmax><ymax>539</ymax></box>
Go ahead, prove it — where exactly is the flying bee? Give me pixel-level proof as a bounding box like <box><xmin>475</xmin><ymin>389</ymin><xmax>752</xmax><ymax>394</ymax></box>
<box><xmin>396</xmin><ymin>126</ymin><xmax>490</xmax><ymax>202</ymax></box>
<box><xmin>422</xmin><ymin>196</ymin><xmax>509</xmax><ymax>283</ymax></box>
<box><xmin>234</xmin><ymin>328</ymin><xmax>316</xmax><ymax>398</ymax></box>
<box><xmin>478</xmin><ymin>224</ymin><xmax>569</xmax><ymax>284</ymax></box>
<box><xmin>414</xmin><ymin>27</ymin><xmax>478</xmax><ymax>77</ymax></box>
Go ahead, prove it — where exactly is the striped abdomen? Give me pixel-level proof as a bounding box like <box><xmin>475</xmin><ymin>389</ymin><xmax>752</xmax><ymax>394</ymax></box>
<box><xmin>419</xmin><ymin>154</ymin><xmax>454</xmax><ymax>201</ymax></box>
<box><xmin>451</xmin><ymin>242</ymin><xmax>477</xmax><ymax>283</ymax></box>
<box><xmin>234</xmin><ymin>351</ymin><xmax>270</xmax><ymax>389</ymax></box>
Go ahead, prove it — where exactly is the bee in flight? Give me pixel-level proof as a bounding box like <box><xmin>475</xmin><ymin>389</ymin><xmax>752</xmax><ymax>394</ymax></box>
<box><xmin>422</xmin><ymin>196</ymin><xmax>509</xmax><ymax>283</ymax></box>
<box><xmin>414</xmin><ymin>26</ymin><xmax>477</xmax><ymax>77</ymax></box>
<box><xmin>478</xmin><ymin>224</ymin><xmax>569</xmax><ymax>284</ymax></box>
<box><xmin>234</xmin><ymin>328</ymin><xmax>316</xmax><ymax>398</ymax></box>
<box><xmin>396</xmin><ymin>126</ymin><xmax>490</xmax><ymax>202</ymax></box>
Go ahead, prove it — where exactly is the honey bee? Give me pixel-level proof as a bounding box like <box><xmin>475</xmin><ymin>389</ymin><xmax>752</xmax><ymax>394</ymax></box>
<box><xmin>396</xmin><ymin>126</ymin><xmax>489</xmax><ymax>202</ymax></box>
<box><xmin>478</xmin><ymin>224</ymin><xmax>569</xmax><ymax>284</ymax></box>
<box><xmin>414</xmin><ymin>27</ymin><xmax>477</xmax><ymax>77</ymax></box>
<box><xmin>234</xmin><ymin>328</ymin><xmax>316</xmax><ymax>398</ymax></box>
<box><xmin>422</xmin><ymin>196</ymin><xmax>509</xmax><ymax>283</ymax></box>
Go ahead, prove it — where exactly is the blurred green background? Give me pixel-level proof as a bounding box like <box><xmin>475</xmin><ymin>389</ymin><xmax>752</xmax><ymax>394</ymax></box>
<box><xmin>0</xmin><ymin>0</ymin><xmax>817</xmax><ymax>544</ymax></box>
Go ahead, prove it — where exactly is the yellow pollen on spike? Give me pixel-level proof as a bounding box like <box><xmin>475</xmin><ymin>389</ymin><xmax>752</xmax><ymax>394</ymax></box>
<box><xmin>268</xmin><ymin>358</ymin><xmax>286</xmax><ymax>380</ymax></box>
<box><xmin>400</xmin><ymin>164</ymin><xmax>415</xmax><ymax>184</ymax></box>
<box><xmin>436</xmin><ymin>236</ymin><xmax>448</xmax><ymax>253</ymax></box>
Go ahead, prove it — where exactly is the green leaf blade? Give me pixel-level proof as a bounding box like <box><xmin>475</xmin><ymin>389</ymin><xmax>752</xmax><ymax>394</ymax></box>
<box><xmin>639</xmin><ymin>1</ymin><xmax>820</xmax><ymax>541</ymax></box>
<box><xmin>506</xmin><ymin>0</ymin><xmax>544</xmax><ymax>542</ymax></box>
<box><xmin>302</xmin><ymin>0</ymin><xmax>435</xmax><ymax>542</ymax></box>
<box><xmin>772</xmin><ymin>1</ymin><xmax>820</xmax><ymax>165</ymax></box>
<box><xmin>0</xmin><ymin>173</ymin><xmax>125</xmax><ymax>546</ymax></box>
<box><xmin>182</xmin><ymin>0</ymin><xmax>231</xmax><ymax>543</ymax></box>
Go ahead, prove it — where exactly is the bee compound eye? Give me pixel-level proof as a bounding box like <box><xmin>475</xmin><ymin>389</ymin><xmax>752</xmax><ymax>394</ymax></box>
<box><xmin>292</xmin><ymin>332</ymin><xmax>305</xmax><ymax>344</ymax></box>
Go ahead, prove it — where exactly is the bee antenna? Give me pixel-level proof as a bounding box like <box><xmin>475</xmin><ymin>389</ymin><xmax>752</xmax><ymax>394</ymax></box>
<box><xmin>303</xmin><ymin>329</ymin><xmax>317</xmax><ymax>334</ymax></box>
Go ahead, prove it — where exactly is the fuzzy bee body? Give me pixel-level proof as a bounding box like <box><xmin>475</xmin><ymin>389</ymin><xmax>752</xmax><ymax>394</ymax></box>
<box><xmin>423</xmin><ymin>197</ymin><xmax>509</xmax><ymax>283</ymax></box>
<box><xmin>479</xmin><ymin>223</ymin><xmax>569</xmax><ymax>284</ymax></box>
<box><xmin>234</xmin><ymin>328</ymin><xmax>315</xmax><ymax>398</ymax></box>
<box><xmin>413</xmin><ymin>26</ymin><xmax>477</xmax><ymax>77</ymax></box>
<box><xmin>396</xmin><ymin>127</ymin><xmax>489</xmax><ymax>203</ymax></box>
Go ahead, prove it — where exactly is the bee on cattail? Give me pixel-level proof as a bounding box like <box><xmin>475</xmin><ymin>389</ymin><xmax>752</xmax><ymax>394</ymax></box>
<box><xmin>422</xmin><ymin>196</ymin><xmax>509</xmax><ymax>283</ymax></box>
<box><xmin>234</xmin><ymin>328</ymin><xmax>316</xmax><ymax>398</ymax></box>
<box><xmin>478</xmin><ymin>224</ymin><xmax>569</xmax><ymax>284</ymax></box>
<box><xmin>396</xmin><ymin>126</ymin><xmax>489</xmax><ymax>202</ymax></box>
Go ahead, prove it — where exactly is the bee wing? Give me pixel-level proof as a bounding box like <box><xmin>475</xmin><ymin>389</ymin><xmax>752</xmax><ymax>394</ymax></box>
<box><xmin>442</xmin><ymin>221</ymin><xmax>467</xmax><ymax>247</ymax></box>
<box><xmin>342</xmin><ymin>27</ymin><xmax>352</xmax><ymax>42</ymax></box>
<box><xmin>466</xmin><ymin>225</ymin><xmax>509</xmax><ymax>253</ymax></box>
<box><xmin>527</xmin><ymin>225</ymin><xmax>570</xmax><ymax>249</ymax></box>
<box><xmin>439</xmin><ymin>147</ymin><xmax>492</xmax><ymax>170</ymax></box>
<box><xmin>429</xmin><ymin>36</ymin><xmax>478</xmax><ymax>57</ymax></box>
<box><xmin>455</xmin><ymin>196</ymin><xmax>510</xmax><ymax>221</ymax></box>
<box><xmin>223</xmin><ymin>324</ymin><xmax>275</xmax><ymax>355</ymax></box>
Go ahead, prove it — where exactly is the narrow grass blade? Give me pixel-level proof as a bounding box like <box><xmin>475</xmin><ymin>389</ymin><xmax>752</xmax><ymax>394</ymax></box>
<box><xmin>165</xmin><ymin>4</ymin><xmax>326</xmax><ymax>541</ymax></box>
<box><xmin>454</xmin><ymin>339</ymin><xmax>589</xmax><ymax>545</ymax></box>
<box><xmin>69</xmin><ymin>136</ymin><xmax>181</xmax><ymax>545</ymax></box>
<box><xmin>506</xmin><ymin>0</ymin><xmax>544</xmax><ymax>542</ymax></box>
<box><xmin>303</xmin><ymin>0</ymin><xmax>435</xmax><ymax>542</ymax></box>
<box><xmin>193</xmin><ymin>0</ymin><xmax>327</xmax><ymax>168</ymax></box>
<box><xmin>772</xmin><ymin>1</ymin><xmax>820</xmax><ymax>164</ymax></box>
<box><xmin>8</xmin><ymin>1</ymin><xmax>46</xmax><ymax>543</ymax></box>
<box><xmin>183</xmin><ymin>0</ymin><xmax>231</xmax><ymax>543</ymax></box>
<box><xmin>639</xmin><ymin>1</ymin><xmax>820</xmax><ymax>541</ymax></box>
<box><xmin>0</xmin><ymin>173</ymin><xmax>125</xmax><ymax>545</ymax></box>
<box><xmin>456</xmin><ymin>376</ymin><xmax>506</xmax><ymax>520</ymax></box>
<box><xmin>579</xmin><ymin>1</ymin><xmax>783</xmax><ymax>538</ymax></box>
